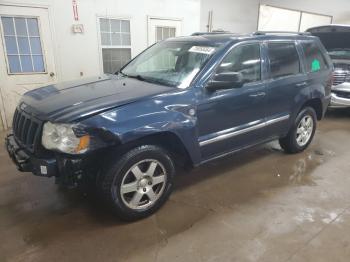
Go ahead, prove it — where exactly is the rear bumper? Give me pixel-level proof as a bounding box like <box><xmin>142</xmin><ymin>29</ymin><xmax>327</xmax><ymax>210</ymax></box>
<box><xmin>5</xmin><ymin>134</ymin><xmax>57</xmax><ymax>177</ymax></box>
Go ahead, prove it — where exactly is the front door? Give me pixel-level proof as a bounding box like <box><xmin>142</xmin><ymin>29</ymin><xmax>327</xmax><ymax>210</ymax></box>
<box><xmin>197</xmin><ymin>43</ymin><xmax>267</xmax><ymax>159</ymax></box>
<box><xmin>147</xmin><ymin>17</ymin><xmax>181</xmax><ymax>46</ymax></box>
<box><xmin>0</xmin><ymin>4</ymin><xmax>57</xmax><ymax>130</ymax></box>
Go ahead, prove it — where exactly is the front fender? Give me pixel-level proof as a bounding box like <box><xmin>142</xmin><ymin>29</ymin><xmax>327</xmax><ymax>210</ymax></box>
<box><xmin>79</xmin><ymin>90</ymin><xmax>202</xmax><ymax>165</ymax></box>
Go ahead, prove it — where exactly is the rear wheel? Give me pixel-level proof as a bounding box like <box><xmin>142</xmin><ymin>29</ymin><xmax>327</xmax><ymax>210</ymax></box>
<box><xmin>100</xmin><ymin>145</ymin><xmax>175</xmax><ymax>221</ymax></box>
<box><xmin>279</xmin><ymin>107</ymin><xmax>317</xmax><ymax>154</ymax></box>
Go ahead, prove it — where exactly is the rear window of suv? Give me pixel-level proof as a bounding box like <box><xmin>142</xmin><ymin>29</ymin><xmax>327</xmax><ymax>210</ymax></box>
<box><xmin>267</xmin><ymin>42</ymin><xmax>301</xmax><ymax>79</ymax></box>
<box><xmin>301</xmin><ymin>41</ymin><xmax>329</xmax><ymax>73</ymax></box>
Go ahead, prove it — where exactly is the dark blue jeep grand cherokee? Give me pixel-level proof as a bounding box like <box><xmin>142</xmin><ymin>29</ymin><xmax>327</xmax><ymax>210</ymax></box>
<box><xmin>6</xmin><ymin>32</ymin><xmax>332</xmax><ymax>220</ymax></box>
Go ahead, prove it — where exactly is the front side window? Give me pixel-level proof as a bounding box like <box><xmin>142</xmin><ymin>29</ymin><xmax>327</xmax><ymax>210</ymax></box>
<box><xmin>121</xmin><ymin>41</ymin><xmax>218</xmax><ymax>88</ymax></box>
<box><xmin>268</xmin><ymin>42</ymin><xmax>300</xmax><ymax>78</ymax></box>
<box><xmin>217</xmin><ymin>43</ymin><xmax>261</xmax><ymax>84</ymax></box>
<box><xmin>301</xmin><ymin>41</ymin><xmax>328</xmax><ymax>73</ymax></box>
<box><xmin>1</xmin><ymin>16</ymin><xmax>45</xmax><ymax>74</ymax></box>
<box><xmin>99</xmin><ymin>18</ymin><xmax>131</xmax><ymax>74</ymax></box>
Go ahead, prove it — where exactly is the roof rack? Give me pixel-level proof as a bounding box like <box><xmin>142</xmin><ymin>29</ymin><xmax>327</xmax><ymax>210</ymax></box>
<box><xmin>191</xmin><ymin>30</ymin><xmax>231</xmax><ymax>36</ymax></box>
<box><xmin>253</xmin><ymin>31</ymin><xmax>311</xmax><ymax>36</ymax></box>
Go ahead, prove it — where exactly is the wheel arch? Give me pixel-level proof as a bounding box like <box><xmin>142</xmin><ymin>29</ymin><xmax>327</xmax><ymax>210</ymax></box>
<box><xmin>299</xmin><ymin>98</ymin><xmax>324</xmax><ymax>120</ymax></box>
<box><xmin>110</xmin><ymin>131</ymin><xmax>195</xmax><ymax>169</ymax></box>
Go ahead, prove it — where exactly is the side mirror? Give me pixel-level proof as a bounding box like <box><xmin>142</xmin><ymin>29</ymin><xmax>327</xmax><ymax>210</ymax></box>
<box><xmin>206</xmin><ymin>72</ymin><xmax>244</xmax><ymax>92</ymax></box>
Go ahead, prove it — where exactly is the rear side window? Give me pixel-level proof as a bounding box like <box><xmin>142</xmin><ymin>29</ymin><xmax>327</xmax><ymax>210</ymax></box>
<box><xmin>301</xmin><ymin>41</ymin><xmax>328</xmax><ymax>73</ymax></box>
<box><xmin>267</xmin><ymin>43</ymin><xmax>300</xmax><ymax>79</ymax></box>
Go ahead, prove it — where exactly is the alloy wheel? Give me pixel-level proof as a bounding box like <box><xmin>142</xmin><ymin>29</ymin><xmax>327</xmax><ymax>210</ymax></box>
<box><xmin>296</xmin><ymin>115</ymin><xmax>314</xmax><ymax>147</ymax></box>
<box><xmin>117</xmin><ymin>159</ymin><xmax>167</xmax><ymax>210</ymax></box>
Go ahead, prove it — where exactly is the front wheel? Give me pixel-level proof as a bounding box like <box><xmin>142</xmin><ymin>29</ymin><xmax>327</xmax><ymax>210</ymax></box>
<box><xmin>100</xmin><ymin>145</ymin><xmax>175</xmax><ymax>221</ymax></box>
<box><xmin>279</xmin><ymin>107</ymin><xmax>317</xmax><ymax>154</ymax></box>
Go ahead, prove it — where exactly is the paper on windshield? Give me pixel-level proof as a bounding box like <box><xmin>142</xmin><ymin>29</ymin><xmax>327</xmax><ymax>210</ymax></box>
<box><xmin>188</xmin><ymin>46</ymin><xmax>216</xmax><ymax>55</ymax></box>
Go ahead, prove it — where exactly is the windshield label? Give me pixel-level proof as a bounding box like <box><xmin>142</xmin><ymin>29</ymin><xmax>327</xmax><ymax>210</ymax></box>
<box><xmin>189</xmin><ymin>46</ymin><xmax>216</xmax><ymax>55</ymax></box>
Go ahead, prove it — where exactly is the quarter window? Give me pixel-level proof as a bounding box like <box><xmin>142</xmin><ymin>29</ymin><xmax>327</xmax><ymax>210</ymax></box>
<box><xmin>99</xmin><ymin>18</ymin><xmax>131</xmax><ymax>74</ymax></box>
<box><xmin>268</xmin><ymin>43</ymin><xmax>300</xmax><ymax>78</ymax></box>
<box><xmin>1</xmin><ymin>16</ymin><xmax>45</xmax><ymax>74</ymax></box>
<box><xmin>301</xmin><ymin>41</ymin><xmax>328</xmax><ymax>73</ymax></box>
<box><xmin>217</xmin><ymin>44</ymin><xmax>261</xmax><ymax>84</ymax></box>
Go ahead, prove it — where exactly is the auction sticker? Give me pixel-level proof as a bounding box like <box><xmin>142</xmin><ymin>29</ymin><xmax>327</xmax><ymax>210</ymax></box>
<box><xmin>189</xmin><ymin>46</ymin><xmax>216</xmax><ymax>55</ymax></box>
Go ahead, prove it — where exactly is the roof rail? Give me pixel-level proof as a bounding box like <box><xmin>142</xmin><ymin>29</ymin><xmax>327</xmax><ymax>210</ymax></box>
<box><xmin>191</xmin><ymin>30</ymin><xmax>231</xmax><ymax>36</ymax></box>
<box><xmin>253</xmin><ymin>31</ymin><xmax>311</xmax><ymax>36</ymax></box>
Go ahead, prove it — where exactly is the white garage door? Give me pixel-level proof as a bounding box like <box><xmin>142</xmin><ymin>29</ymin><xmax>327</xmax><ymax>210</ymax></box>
<box><xmin>258</xmin><ymin>5</ymin><xmax>332</xmax><ymax>32</ymax></box>
<box><xmin>0</xmin><ymin>4</ymin><xmax>57</xmax><ymax>130</ymax></box>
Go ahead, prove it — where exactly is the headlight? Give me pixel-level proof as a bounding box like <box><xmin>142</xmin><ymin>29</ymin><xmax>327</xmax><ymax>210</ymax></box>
<box><xmin>42</xmin><ymin>122</ymin><xmax>90</xmax><ymax>154</ymax></box>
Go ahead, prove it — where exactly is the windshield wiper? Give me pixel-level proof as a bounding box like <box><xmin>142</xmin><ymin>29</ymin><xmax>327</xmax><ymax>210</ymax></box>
<box><xmin>117</xmin><ymin>71</ymin><xmax>128</xmax><ymax>77</ymax></box>
<box><xmin>127</xmin><ymin>74</ymin><xmax>147</xmax><ymax>81</ymax></box>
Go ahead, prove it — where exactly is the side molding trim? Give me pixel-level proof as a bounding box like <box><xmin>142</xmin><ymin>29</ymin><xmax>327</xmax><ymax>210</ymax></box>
<box><xmin>199</xmin><ymin>115</ymin><xmax>290</xmax><ymax>147</ymax></box>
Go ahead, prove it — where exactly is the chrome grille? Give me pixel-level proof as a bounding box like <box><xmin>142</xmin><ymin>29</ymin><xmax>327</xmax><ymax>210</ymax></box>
<box><xmin>12</xmin><ymin>108</ymin><xmax>42</xmax><ymax>152</ymax></box>
<box><xmin>333</xmin><ymin>70</ymin><xmax>349</xmax><ymax>86</ymax></box>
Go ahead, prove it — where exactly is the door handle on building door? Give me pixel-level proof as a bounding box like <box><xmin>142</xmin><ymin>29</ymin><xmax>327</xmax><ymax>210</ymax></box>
<box><xmin>49</xmin><ymin>72</ymin><xmax>55</xmax><ymax>77</ymax></box>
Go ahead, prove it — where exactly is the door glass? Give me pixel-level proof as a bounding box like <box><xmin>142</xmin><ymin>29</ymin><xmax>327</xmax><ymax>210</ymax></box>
<box><xmin>156</xmin><ymin>26</ymin><xmax>176</xmax><ymax>42</ymax></box>
<box><xmin>1</xmin><ymin>16</ymin><xmax>45</xmax><ymax>74</ymax></box>
<box><xmin>267</xmin><ymin>43</ymin><xmax>300</xmax><ymax>78</ymax></box>
<box><xmin>217</xmin><ymin>44</ymin><xmax>261</xmax><ymax>83</ymax></box>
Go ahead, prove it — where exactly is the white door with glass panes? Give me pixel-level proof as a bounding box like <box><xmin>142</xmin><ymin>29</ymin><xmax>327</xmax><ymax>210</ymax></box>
<box><xmin>0</xmin><ymin>5</ymin><xmax>56</xmax><ymax>130</ymax></box>
<box><xmin>99</xmin><ymin>18</ymin><xmax>131</xmax><ymax>74</ymax></box>
<box><xmin>148</xmin><ymin>18</ymin><xmax>181</xmax><ymax>46</ymax></box>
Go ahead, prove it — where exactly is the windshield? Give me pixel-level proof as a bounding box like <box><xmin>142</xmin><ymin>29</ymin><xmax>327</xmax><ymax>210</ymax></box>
<box><xmin>328</xmin><ymin>49</ymin><xmax>350</xmax><ymax>59</ymax></box>
<box><xmin>120</xmin><ymin>41</ymin><xmax>218</xmax><ymax>88</ymax></box>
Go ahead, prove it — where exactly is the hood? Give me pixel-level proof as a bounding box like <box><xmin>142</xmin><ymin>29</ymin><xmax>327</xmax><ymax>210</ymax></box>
<box><xmin>307</xmin><ymin>25</ymin><xmax>350</xmax><ymax>50</ymax></box>
<box><xmin>21</xmin><ymin>75</ymin><xmax>173</xmax><ymax>122</ymax></box>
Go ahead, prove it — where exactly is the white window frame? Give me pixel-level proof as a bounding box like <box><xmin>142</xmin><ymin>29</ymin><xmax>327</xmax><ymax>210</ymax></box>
<box><xmin>0</xmin><ymin>14</ymin><xmax>47</xmax><ymax>75</ymax></box>
<box><xmin>96</xmin><ymin>15</ymin><xmax>132</xmax><ymax>74</ymax></box>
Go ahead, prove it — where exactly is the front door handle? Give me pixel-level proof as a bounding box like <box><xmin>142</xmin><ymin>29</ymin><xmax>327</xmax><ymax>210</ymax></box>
<box><xmin>296</xmin><ymin>82</ymin><xmax>307</xmax><ymax>87</ymax></box>
<box><xmin>249</xmin><ymin>92</ymin><xmax>266</xmax><ymax>98</ymax></box>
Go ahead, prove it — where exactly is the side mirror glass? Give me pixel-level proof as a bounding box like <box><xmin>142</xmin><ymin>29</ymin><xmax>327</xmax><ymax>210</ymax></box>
<box><xmin>206</xmin><ymin>72</ymin><xmax>244</xmax><ymax>92</ymax></box>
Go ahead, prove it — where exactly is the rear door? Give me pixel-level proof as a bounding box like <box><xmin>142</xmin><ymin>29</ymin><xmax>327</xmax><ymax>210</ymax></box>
<box><xmin>0</xmin><ymin>4</ymin><xmax>57</xmax><ymax>130</ymax></box>
<box><xmin>264</xmin><ymin>41</ymin><xmax>307</xmax><ymax>138</ymax></box>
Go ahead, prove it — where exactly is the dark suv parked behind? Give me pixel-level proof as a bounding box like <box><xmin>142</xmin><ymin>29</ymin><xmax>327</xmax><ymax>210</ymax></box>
<box><xmin>6</xmin><ymin>32</ymin><xmax>332</xmax><ymax>220</ymax></box>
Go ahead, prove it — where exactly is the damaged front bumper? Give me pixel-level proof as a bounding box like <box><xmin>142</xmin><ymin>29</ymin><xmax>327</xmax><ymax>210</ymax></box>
<box><xmin>5</xmin><ymin>133</ymin><xmax>89</xmax><ymax>187</ymax></box>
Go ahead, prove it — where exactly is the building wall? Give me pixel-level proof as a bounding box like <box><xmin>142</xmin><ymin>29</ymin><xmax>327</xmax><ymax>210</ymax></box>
<box><xmin>200</xmin><ymin>0</ymin><xmax>350</xmax><ymax>33</ymax></box>
<box><xmin>2</xmin><ymin>0</ymin><xmax>200</xmax><ymax>83</ymax></box>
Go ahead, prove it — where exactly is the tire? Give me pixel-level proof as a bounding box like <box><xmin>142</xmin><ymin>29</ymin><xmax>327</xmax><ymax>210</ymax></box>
<box><xmin>100</xmin><ymin>145</ymin><xmax>175</xmax><ymax>221</ymax></box>
<box><xmin>279</xmin><ymin>107</ymin><xmax>317</xmax><ymax>154</ymax></box>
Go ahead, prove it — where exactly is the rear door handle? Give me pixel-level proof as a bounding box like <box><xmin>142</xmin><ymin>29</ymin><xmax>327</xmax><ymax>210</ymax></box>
<box><xmin>296</xmin><ymin>82</ymin><xmax>307</xmax><ymax>87</ymax></box>
<box><xmin>249</xmin><ymin>92</ymin><xmax>266</xmax><ymax>98</ymax></box>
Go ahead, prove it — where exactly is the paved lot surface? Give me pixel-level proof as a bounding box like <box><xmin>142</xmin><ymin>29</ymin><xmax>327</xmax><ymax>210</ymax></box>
<box><xmin>1</xmin><ymin>110</ymin><xmax>350</xmax><ymax>262</ymax></box>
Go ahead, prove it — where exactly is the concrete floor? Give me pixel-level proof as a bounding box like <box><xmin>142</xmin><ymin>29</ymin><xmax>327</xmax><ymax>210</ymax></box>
<box><xmin>1</xmin><ymin>110</ymin><xmax>350</xmax><ymax>262</ymax></box>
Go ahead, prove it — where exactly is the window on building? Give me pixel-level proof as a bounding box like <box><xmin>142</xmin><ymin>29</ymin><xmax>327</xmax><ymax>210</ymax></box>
<box><xmin>217</xmin><ymin>44</ymin><xmax>261</xmax><ymax>84</ymax></box>
<box><xmin>99</xmin><ymin>18</ymin><xmax>131</xmax><ymax>74</ymax></box>
<box><xmin>267</xmin><ymin>43</ymin><xmax>300</xmax><ymax>78</ymax></box>
<box><xmin>1</xmin><ymin>16</ymin><xmax>45</xmax><ymax>74</ymax></box>
<box><xmin>301</xmin><ymin>41</ymin><xmax>328</xmax><ymax>73</ymax></box>
<box><xmin>156</xmin><ymin>26</ymin><xmax>176</xmax><ymax>42</ymax></box>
